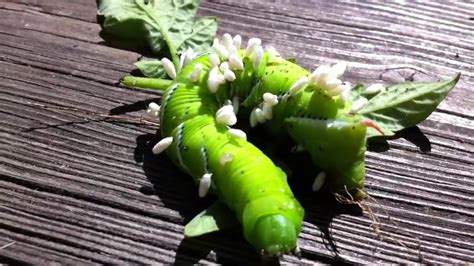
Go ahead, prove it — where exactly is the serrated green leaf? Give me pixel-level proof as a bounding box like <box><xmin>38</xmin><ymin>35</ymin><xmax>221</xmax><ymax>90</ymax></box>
<box><xmin>141</xmin><ymin>0</ymin><xmax>200</xmax><ymax>54</ymax></box>
<box><xmin>134</xmin><ymin>60</ymin><xmax>167</xmax><ymax>78</ymax></box>
<box><xmin>98</xmin><ymin>0</ymin><xmax>152</xmax><ymax>40</ymax></box>
<box><xmin>98</xmin><ymin>0</ymin><xmax>218</xmax><ymax>69</ymax></box>
<box><xmin>184</xmin><ymin>201</ymin><xmax>239</xmax><ymax>237</ymax></box>
<box><xmin>360</xmin><ymin>73</ymin><xmax>460</xmax><ymax>138</ymax></box>
<box><xmin>174</xmin><ymin>16</ymin><xmax>218</xmax><ymax>54</ymax></box>
<box><xmin>349</xmin><ymin>83</ymin><xmax>366</xmax><ymax>102</ymax></box>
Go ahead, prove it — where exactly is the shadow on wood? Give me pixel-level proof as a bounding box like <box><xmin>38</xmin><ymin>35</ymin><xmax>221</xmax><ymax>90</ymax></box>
<box><xmin>279</xmin><ymin>151</ymin><xmax>364</xmax><ymax>264</ymax></box>
<box><xmin>109</xmin><ymin>98</ymin><xmax>161</xmax><ymax>115</ymax></box>
<box><xmin>367</xmin><ymin>126</ymin><xmax>432</xmax><ymax>153</ymax></box>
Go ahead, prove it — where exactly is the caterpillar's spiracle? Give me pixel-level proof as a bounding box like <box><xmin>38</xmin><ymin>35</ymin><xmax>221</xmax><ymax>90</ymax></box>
<box><xmin>147</xmin><ymin>34</ymin><xmax>380</xmax><ymax>255</ymax></box>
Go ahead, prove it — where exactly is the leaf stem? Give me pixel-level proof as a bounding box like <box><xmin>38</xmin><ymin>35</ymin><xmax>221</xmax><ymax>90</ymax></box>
<box><xmin>122</xmin><ymin>76</ymin><xmax>172</xmax><ymax>90</ymax></box>
<box><xmin>138</xmin><ymin>0</ymin><xmax>180</xmax><ymax>72</ymax></box>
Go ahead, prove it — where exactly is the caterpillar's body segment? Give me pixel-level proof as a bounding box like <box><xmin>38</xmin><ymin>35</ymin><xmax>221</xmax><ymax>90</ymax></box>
<box><xmin>152</xmin><ymin>35</ymin><xmax>374</xmax><ymax>254</ymax></box>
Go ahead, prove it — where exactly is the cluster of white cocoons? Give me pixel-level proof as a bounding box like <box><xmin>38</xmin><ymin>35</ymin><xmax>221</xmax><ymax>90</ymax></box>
<box><xmin>207</xmin><ymin>34</ymin><xmax>242</xmax><ymax>90</ymax></box>
<box><xmin>282</xmin><ymin>62</ymin><xmax>350</xmax><ymax>102</ymax></box>
<box><xmin>309</xmin><ymin>62</ymin><xmax>348</xmax><ymax>98</ymax></box>
<box><xmin>307</xmin><ymin>62</ymin><xmax>375</xmax><ymax>113</ymax></box>
<box><xmin>203</xmin><ymin>33</ymin><xmax>267</xmax><ymax>94</ymax></box>
<box><xmin>207</xmin><ymin>34</ymin><xmax>281</xmax><ymax>128</ymax></box>
<box><xmin>250</xmin><ymin>92</ymin><xmax>279</xmax><ymax>127</ymax></box>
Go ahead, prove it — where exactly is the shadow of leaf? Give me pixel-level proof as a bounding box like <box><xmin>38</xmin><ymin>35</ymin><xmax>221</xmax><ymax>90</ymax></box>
<box><xmin>367</xmin><ymin>126</ymin><xmax>431</xmax><ymax>153</ymax></box>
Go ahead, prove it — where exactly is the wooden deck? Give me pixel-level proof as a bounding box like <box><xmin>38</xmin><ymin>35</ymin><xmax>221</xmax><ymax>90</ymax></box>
<box><xmin>0</xmin><ymin>0</ymin><xmax>473</xmax><ymax>264</ymax></box>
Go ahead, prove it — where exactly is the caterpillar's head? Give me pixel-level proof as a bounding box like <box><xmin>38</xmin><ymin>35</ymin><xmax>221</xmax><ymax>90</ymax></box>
<box><xmin>252</xmin><ymin>214</ymin><xmax>299</xmax><ymax>256</ymax></box>
<box><xmin>242</xmin><ymin>195</ymin><xmax>303</xmax><ymax>256</ymax></box>
<box><xmin>322</xmin><ymin>117</ymin><xmax>383</xmax><ymax>201</ymax></box>
<box><xmin>285</xmin><ymin>113</ymin><xmax>383</xmax><ymax>201</ymax></box>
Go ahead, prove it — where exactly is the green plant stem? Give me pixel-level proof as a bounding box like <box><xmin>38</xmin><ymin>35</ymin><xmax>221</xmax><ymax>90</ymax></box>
<box><xmin>122</xmin><ymin>76</ymin><xmax>172</xmax><ymax>90</ymax></box>
<box><xmin>137</xmin><ymin>0</ymin><xmax>180</xmax><ymax>72</ymax></box>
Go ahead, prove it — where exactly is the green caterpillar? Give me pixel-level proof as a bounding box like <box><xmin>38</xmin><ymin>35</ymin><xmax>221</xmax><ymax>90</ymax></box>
<box><xmin>143</xmin><ymin>34</ymin><xmax>383</xmax><ymax>255</ymax></box>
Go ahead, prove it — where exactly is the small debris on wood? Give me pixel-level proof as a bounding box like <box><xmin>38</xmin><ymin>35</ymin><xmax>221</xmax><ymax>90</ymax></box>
<box><xmin>0</xmin><ymin>242</ymin><xmax>16</xmax><ymax>250</ymax></box>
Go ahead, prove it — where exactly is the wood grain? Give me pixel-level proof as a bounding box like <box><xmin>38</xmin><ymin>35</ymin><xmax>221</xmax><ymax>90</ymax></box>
<box><xmin>0</xmin><ymin>0</ymin><xmax>473</xmax><ymax>264</ymax></box>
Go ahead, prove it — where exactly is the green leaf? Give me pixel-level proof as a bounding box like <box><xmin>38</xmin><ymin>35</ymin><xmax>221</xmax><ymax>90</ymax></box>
<box><xmin>360</xmin><ymin>73</ymin><xmax>460</xmax><ymax>138</ymax></box>
<box><xmin>174</xmin><ymin>16</ymin><xmax>218</xmax><ymax>54</ymax></box>
<box><xmin>184</xmin><ymin>201</ymin><xmax>239</xmax><ymax>237</ymax></box>
<box><xmin>140</xmin><ymin>0</ymin><xmax>199</xmax><ymax>54</ymax></box>
<box><xmin>98</xmin><ymin>0</ymin><xmax>218</xmax><ymax>69</ymax></box>
<box><xmin>98</xmin><ymin>0</ymin><xmax>152</xmax><ymax>40</ymax></box>
<box><xmin>349</xmin><ymin>83</ymin><xmax>366</xmax><ymax>102</ymax></box>
<box><xmin>134</xmin><ymin>60</ymin><xmax>167</xmax><ymax>78</ymax></box>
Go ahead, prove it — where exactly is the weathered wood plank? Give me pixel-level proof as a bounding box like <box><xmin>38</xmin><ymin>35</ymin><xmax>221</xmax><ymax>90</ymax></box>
<box><xmin>0</xmin><ymin>0</ymin><xmax>473</xmax><ymax>264</ymax></box>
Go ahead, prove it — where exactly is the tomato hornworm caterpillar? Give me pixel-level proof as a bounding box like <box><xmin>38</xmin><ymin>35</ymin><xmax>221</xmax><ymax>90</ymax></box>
<box><xmin>143</xmin><ymin>34</ymin><xmax>372</xmax><ymax>255</ymax></box>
